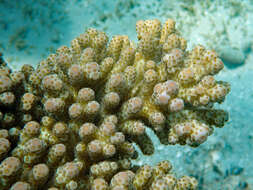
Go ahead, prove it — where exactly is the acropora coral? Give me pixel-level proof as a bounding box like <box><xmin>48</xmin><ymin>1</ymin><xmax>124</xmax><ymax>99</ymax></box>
<box><xmin>0</xmin><ymin>19</ymin><xmax>230</xmax><ymax>190</ymax></box>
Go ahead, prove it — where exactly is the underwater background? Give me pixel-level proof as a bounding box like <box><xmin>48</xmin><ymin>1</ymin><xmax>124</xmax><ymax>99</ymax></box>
<box><xmin>0</xmin><ymin>0</ymin><xmax>253</xmax><ymax>189</ymax></box>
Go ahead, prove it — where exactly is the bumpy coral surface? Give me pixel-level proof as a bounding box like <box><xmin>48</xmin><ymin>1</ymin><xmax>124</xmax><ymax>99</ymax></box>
<box><xmin>0</xmin><ymin>19</ymin><xmax>229</xmax><ymax>190</ymax></box>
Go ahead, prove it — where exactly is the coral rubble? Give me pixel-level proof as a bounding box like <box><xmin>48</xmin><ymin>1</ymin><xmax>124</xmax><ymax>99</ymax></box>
<box><xmin>0</xmin><ymin>19</ymin><xmax>229</xmax><ymax>190</ymax></box>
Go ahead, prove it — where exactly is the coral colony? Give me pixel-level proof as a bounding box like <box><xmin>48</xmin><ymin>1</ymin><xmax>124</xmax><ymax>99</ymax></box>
<box><xmin>0</xmin><ymin>19</ymin><xmax>229</xmax><ymax>190</ymax></box>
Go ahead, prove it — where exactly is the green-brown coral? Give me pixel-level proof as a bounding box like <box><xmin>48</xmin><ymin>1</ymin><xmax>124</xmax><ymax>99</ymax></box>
<box><xmin>0</xmin><ymin>19</ymin><xmax>229</xmax><ymax>190</ymax></box>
